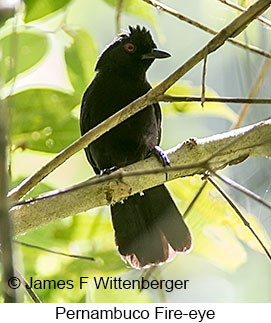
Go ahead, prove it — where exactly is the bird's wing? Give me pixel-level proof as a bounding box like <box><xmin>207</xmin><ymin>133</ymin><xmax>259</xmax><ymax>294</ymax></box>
<box><xmin>80</xmin><ymin>91</ymin><xmax>100</xmax><ymax>175</ymax></box>
<box><xmin>145</xmin><ymin>80</ymin><xmax>162</xmax><ymax>145</ymax></box>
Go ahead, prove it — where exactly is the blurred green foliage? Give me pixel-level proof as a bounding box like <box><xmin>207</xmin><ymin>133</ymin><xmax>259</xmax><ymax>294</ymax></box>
<box><xmin>165</xmin><ymin>83</ymin><xmax>238</xmax><ymax>123</ymax></box>
<box><xmin>168</xmin><ymin>177</ymin><xmax>270</xmax><ymax>272</ymax></box>
<box><xmin>0</xmin><ymin>0</ymin><xmax>270</xmax><ymax>303</ymax></box>
<box><xmin>0</xmin><ymin>32</ymin><xmax>48</xmax><ymax>84</ymax></box>
<box><xmin>24</xmin><ymin>0</ymin><xmax>73</xmax><ymax>22</ymax></box>
<box><xmin>9</xmin><ymin>88</ymin><xmax>79</xmax><ymax>152</ymax></box>
<box><xmin>102</xmin><ymin>0</ymin><xmax>157</xmax><ymax>27</ymax></box>
<box><xmin>64</xmin><ymin>28</ymin><xmax>97</xmax><ymax>98</ymax></box>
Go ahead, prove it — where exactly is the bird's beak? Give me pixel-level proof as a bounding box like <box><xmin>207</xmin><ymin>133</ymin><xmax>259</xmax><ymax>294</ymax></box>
<box><xmin>142</xmin><ymin>48</ymin><xmax>171</xmax><ymax>60</ymax></box>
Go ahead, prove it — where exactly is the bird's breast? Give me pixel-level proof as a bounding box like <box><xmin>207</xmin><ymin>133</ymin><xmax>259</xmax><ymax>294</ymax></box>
<box><xmin>81</xmin><ymin>72</ymin><xmax>160</xmax><ymax>170</ymax></box>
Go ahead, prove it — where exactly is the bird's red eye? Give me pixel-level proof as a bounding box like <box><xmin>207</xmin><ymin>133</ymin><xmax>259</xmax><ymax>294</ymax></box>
<box><xmin>124</xmin><ymin>43</ymin><xmax>136</xmax><ymax>53</ymax></box>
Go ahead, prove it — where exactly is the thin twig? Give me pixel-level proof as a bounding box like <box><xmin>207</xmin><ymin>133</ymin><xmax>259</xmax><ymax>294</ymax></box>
<box><xmin>213</xmin><ymin>172</ymin><xmax>271</xmax><ymax>210</ymax></box>
<box><xmin>14</xmin><ymin>240</ymin><xmax>95</xmax><ymax>261</ymax></box>
<box><xmin>233</xmin><ymin>58</ymin><xmax>271</xmax><ymax>129</ymax></box>
<box><xmin>201</xmin><ymin>50</ymin><xmax>208</xmax><ymax>108</ymax></box>
<box><xmin>208</xmin><ymin>176</ymin><xmax>271</xmax><ymax>261</ymax></box>
<box><xmin>12</xmin><ymin>164</ymin><xmax>212</xmax><ymax>207</ymax></box>
<box><xmin>116</xmin><ymin>0</ymin><xmax>124</xmax><ymax>34</ymax></box>
<box><xmin>0</xmin><ymin>250</ymin><xmax>40</xmax><ymax>303</ymax></box>
<box><xmin>143</xmin><ymin>0</ymin><xmax>271</xmax><ymax>59</ymax></box>
<box><xmin>219</xmin><ymin>0</ymin><xmax>271</xmax><ymax>27</ymax></box>
<box><xmin>8</xmin><ymin>0</ymin><xmax>271</xmax><ymax>204</ymax></box>
<box><xmin>14</xmin><ymin>268</ymin><xmax>41</xmax><ymax>303</ymax></box>
<box><xmin>183</xmin><ymin>181</ymin><xmax>208</xmax><ymax>219</ymax></box>
<box><xmin>158</xmin><ymin>95</ymin><xmax>271</xmax><ymax>104</ymax></box>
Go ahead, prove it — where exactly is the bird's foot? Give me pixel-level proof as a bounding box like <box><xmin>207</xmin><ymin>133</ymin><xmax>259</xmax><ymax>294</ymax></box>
<box><xmin>152</xmin><ymin>146</ymin><xmax>170</xmax><ymax>181</ymax></box>
<box><xmin>153</xmin><ymin>146</ymin><xmax>170</xmax><ymax>167</ymax></box>
<box><xmin>100</xmin><ymin>166</ymin><xmax>118</xmax><ymax>175</ymax></box>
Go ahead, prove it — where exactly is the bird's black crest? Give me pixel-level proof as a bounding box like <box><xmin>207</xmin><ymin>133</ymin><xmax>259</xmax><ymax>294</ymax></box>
<box><xmin>126</xmin><ymin>25</ymin><xmax>156</xmax><ymax>48</ymax></box>
<box><xmin>128</xmin><ymin>25</ymin><xmax>150</xmax><ymax>37</ymax></box>
<box><xmin>95</xmin><ymin>25</ymin><xmax>156</xmax><ymax>71</ymax></box>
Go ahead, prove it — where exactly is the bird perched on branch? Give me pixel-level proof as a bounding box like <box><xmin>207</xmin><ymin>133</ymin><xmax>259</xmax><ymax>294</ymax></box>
<box><xmin>80</xmin><ymin>25</ymin><xmax>192</xmax><ymax>269</ymax></box>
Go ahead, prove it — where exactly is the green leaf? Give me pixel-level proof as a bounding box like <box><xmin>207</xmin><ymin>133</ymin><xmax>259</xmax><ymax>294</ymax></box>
<box><xmin>165</xmin><ymin>83</ymin><xmax>238</xmax><ymax>123</ymax></box>
<box><xmin>24</xmin><ymin>0</ymin><xmax>73</xmax><ymax>23</ymax></box>
<box><xmin>168</xmin><ymin>176</ymin><xmax>270</xmax><ymax>271</ymax></box>
<box><xmin>65</xmin><ymin>28</ymin><xmax>97</xmax><ymax>97</ymax></box>
<box><xmin>102</xmin><ymin>0</ymin><xmax>157</xmax><ymax>26</ymax></box>
<box><xmin>0</xmin><ymin>32</ymin><xmax>48</xmax><ymax>84</ymax></box>
<box><xmin>8</xmin><ymin>88</ymin><xmax>80</xmax><ymax>152</ymax></box>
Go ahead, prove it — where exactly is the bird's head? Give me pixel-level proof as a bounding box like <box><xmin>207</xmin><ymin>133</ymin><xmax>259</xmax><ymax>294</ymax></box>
<box><xmin>95</xmin><ymin>25</ymin><xmax>170</xmax><ymax>77</ymax></box>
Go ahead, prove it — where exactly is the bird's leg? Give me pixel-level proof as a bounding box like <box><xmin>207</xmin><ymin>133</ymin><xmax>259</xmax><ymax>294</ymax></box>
<box><xmin>152</xmin><ymin>146</ymin><xmax>170</xmax><ymax>181</ymax></box>
<box><xmin>153</xmin><ymin>146</ymin><xmax>170</xmax><ymax>166</ymax></box>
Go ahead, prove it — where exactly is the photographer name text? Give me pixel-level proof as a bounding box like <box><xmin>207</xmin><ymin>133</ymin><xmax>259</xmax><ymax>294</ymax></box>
<box><xmin>9</xmin><ymin>276</ymin><xmax>189</xmax><ymax>293</ymax></box>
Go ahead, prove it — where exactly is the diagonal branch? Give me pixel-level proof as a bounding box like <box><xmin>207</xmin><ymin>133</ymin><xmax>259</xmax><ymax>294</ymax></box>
<box><xmin>219</xmin><ymin>0</ymin><xmax>271</xmax><ymax>27</ymax></box>
<box><xmin>143</xmin><ymin>0</ymin><xmax>271</xmax><ymax>59</ymax></box>
<box><xmin>8</xmin><ymin>0</ymin><xmax>271</xmax><ymax>204</ymax></box>
<box><xmin>10</xmin><ymin>118</ymin><xmax>271</xmax><ymax>236</ymax></box>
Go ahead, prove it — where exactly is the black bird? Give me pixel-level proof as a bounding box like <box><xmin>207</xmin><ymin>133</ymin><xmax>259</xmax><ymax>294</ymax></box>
<box><xmin>80</xmin><ymin>26</ymin><xmax>192</xmax><ymax>269</ymax></box>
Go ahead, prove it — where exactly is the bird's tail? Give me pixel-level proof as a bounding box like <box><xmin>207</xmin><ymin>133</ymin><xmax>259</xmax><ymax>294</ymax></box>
<box><xmin>110</xmin><ymin>184</ymin><xmax>192</xmax><ymax>269</ymax></box>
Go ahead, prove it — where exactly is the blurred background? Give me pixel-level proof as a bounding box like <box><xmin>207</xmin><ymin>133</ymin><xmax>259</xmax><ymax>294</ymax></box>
<box><xmin>0</xmin><ymin>0</ymin><xmax>270</xmax><ymax>302</ymax></box>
